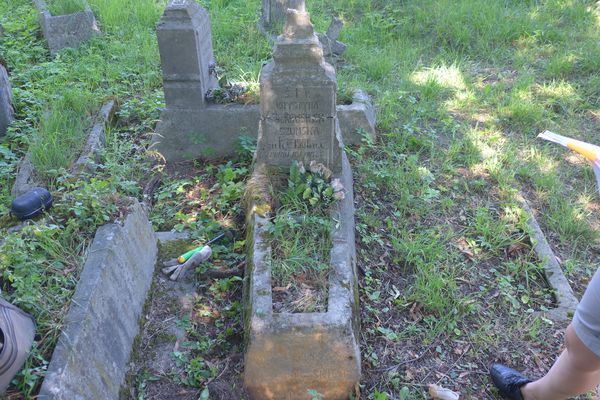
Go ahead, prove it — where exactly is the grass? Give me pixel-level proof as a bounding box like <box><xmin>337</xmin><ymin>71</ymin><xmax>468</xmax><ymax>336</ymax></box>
<box><xmin>267</xmin><ymin>176</ymin><xmax>334</xmax><ymax>313</ymax></box>
<box><xmin>1</xmin><ymin>0</ymin><xmax>600</xmax><ymax>398</ymax></box>
<box><xmin>0</xmin><ymin>0</ymin><xmax>166</xmax><ymax>396</ymax></box>
<box><xmin>47</xmin><ymin>0</ymin><xmax>86</xmax><ymax>15</ymax></box>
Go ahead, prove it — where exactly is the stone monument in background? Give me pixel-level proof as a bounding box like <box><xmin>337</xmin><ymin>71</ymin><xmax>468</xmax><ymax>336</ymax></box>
<box><xmin>157</xmin><ymin>1</ymin><xmax>218</xmax><ymax>110</ymax></box>
<box><xmin>153</xmin><ymin>0</ymin><xmax>259</xmax><ymax>161</ymax></box>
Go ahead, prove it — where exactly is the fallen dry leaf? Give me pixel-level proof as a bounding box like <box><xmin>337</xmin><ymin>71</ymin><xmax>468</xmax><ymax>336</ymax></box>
<box><xmin>455</xmin><ymin>238</ymin><xmax>474</xmax><ymax>260</ymax></box>
<box><xmin>428</xmin><ymin>384</ymin><xmax>460</xmax><ymax>400</ymax></box>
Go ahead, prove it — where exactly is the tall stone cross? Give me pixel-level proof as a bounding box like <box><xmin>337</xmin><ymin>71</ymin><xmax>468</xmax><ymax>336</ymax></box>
<box><xmin>256</xmin><ymin>0</ymin><xmax>344</xmax><ymax>172</ymax></box>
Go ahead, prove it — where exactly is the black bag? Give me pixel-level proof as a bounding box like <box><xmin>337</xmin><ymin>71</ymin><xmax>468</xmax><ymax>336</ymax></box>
<box><xmin>11</xmin><ymin>188</ymin><xmax>53</xmax><ymax>220</ymax></box>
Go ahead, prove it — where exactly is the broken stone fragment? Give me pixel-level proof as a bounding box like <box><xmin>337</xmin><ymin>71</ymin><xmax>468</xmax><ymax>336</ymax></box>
<box><xmin>0</xmin><ymin>64</ymin><xmax>14</xmax><ymax>139</ymax></box>
<box><xmin>318</xmin><ymin>16</ymin><xmax>347</xmax><ymax>57</ymax></box>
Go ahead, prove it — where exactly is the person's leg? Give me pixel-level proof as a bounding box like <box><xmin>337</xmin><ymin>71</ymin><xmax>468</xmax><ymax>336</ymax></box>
<box><xmin>520</xmin><ymin>324</ymin><xmax>600</xmax><ymax>400</ymax></box>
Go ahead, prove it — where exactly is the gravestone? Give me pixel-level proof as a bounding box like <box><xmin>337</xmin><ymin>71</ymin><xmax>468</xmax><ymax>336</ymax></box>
<box><xmin>157</xmin><ymin>0</ymin><xmax>218</xmax><ymax>109</ymax></box>
<box><xmin>261</xmin><ymin>0</ymin><xmax>347</xmax><ymax>57</ymax></box>
<box><xmin>32</xmin><ymin>0</ymin><xmax>99</xmax><ymax>56</ymax></box>
<box><xmin>0</xmin><ymin>64</ymin><xmax>14</xmax><ymax>139</ymax></box>
<box><xmin>256</xmin><ymin>1</ymin><xmax>343</xmax><ymax>172</ymax></box>
<box><xmin>153</xmin><ymin>0</ymin><xmax>259</xmax><ymax>160</ymax></box>
<box><xmin>244</xmin><ymin>3</ymin><xmax>361</xmax><ymax>399</ymax></box>
<box><xmin>154</xmin><ymin>0</ymin><xmax>372</xmax><ymax>162</ymax></box>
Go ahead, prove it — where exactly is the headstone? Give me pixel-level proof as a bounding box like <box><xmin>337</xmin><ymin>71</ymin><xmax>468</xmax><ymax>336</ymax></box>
<box><xmin>32</xmin><ymin>0</ymin><xmax>100</xmax><ymax>56</ymax></box>
<box><xmin>0</xmin><ymin>64</ymin><xmax>14</xmax><ymax>139</ymax></box>
<box><xmin>255</xmin><ymin>2</ymin><xmax>343</xmax><ymax>172</ymax></box>
<box><xmin>157</xmin><ymin>0</ymin><xmax>218</xmax><ymax>110</ymax></box>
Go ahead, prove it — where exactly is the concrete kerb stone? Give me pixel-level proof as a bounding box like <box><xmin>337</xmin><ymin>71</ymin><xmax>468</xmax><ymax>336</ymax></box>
<box><xmin>38</xmin><ymin>199</ymin><xmax>158</xmax><ymax>400</ymax></box>
<box><xmin>152</xmin><ymin>100</ymin><xmax>375</xmax><ymax>162</ymax></box>
<box><xmin>10</xmin><ymin>101</ymin><xmax>118</xmax><ymax>197</ymax></box>
<box><xmin>32</xmin><ymin>0</ymin><xmax>100</xmax><ymax>56</ymax></box>
<box><xmin>11</xmin><ymin>153</ymin><xmax>37</xmax><ymax>198</ymax></box>
<box><xmin>156</xmin><ymin>230</ymin><xmax>191</xmax><ymax>244</ymax></box>
<box><xmin>517</xmin><ymin>194</ymin><xmax>579</xmax><ymax>321</ymax></box>
<box><xmin>71</xmin><ymin>100</ymin><xmax>117</xmax><ymax>174</ymax></box>
<box><xmin>243</xmin><ymin>154</ymin><xmax>361</xmax><ymax>399</ymax></box>
<box><xmin>0</xmin><ymin>64</ymin><xmax>14</xmax><ymax>139</ymax></box>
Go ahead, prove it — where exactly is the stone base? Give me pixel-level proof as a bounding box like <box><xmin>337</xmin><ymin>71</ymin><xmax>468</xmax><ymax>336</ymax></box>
<box><xmin>152</xmin><ymin>104</ymin><xmax>260</xmax><ymax>161</ymax></box>
<box><xmin>38</xmin><ymin>200</ymin><xmax>157</xmax><ymax>400</ymax></box>
<box><xmin>243</xmin><ymin>153</ymin><xmax>361</xmax><ymax>399</ymax></box>
<box><xmin>153</xmin><ymin>93</ymin><xmax>376</xmax><ymax>162</ymax></box>
<box><xmin>338</xmin><ymin>90</ymin><xmax>376</xmax><ymax>145</ymax></box>
<box><xmin>32</xmin><ymin>0</ymin><xmax>100</xmax><ymax>56</ymax></box>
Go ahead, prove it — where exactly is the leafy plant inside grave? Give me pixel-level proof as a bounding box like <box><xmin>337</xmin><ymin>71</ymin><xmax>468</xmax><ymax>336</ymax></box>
<box><xmin>266</xmin><ymin>161</ymin><xmax>344</xmax><ymax>313</ymax></box>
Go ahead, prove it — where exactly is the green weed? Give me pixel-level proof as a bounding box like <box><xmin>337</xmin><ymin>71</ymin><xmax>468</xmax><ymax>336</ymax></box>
<box><xmin>47</xmin><ymin>0</ymin><xmax>86</xmax><ymax>15</ymax></box>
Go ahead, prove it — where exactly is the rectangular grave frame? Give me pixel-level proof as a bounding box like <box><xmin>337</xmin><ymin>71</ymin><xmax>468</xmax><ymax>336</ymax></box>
<box><xmin>244</xmin><ymin>153</ymin><xmax>361</xmax><ymax>399</ymax></box>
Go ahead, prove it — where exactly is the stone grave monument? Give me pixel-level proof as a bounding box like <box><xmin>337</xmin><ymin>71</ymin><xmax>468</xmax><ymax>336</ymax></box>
<box><xmin>153</xmin><ymin>0</ymin><xmax>374</xmax><ymax>162</ymax></box>
<box><xmin>0</xmin><ymin>64</ymin><xmax>14</xmax><ymax>139</ymax></box>
<box><xmin>32</xmin><ymin>0</ymin><xmax>100</xmax><ymax>56</ymax></box>
<box><xmin>153</xmin><ymin>0</ymin><xmax>259</xmax><ymax>161</ymax></box>
<box><xmin>244</xmin><ymin>2</ymin><xmax>361</xmax><ymax>398</ymax></box>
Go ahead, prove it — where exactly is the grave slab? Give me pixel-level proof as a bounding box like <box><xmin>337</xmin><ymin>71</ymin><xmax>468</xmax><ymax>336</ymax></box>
<box><xmin>0</xmin><ymin>64</ymin><xmax>13</xmax><ymax>139</ymax></box>
<box><xmin>153</xmin><ymin>102</ymin><xmax>375</xmax><ymax>161</ymax></box>
<box><xmin>38</xmin><ymin>200</ymin><xmax>157</xmax><ymax>400</ymax></box>
<box><xmin>32</xmin><ymin>0</ymin><xmax>99</xmax><ymax>56</ymax></box>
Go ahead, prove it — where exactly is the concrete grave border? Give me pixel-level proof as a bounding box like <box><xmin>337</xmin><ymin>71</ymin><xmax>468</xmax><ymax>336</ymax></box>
<box><xmin>38</xmin><ymin>200</ymin><xmax>158</xmax><ymax>400</ymax></box>
<box><xmin>517</xmin><ymin>194</ymin><xmax>579</xmax><ymax>321</ymax></box>
<box><xmin>243</xmin><ymin>153</ymin><xmax>361</xmax><ymax>399</ymax></box>
<box><xmin>0</xmin><ymin>64</ymin><xmax>14</xmax><ymax>139</ymax></box>
<box><xmin>32</xmin><ymin>0</ymin><xmax>100</xmax><ymax>56</ymax></box>
<box><xmin>11</xmin><ymin>99</ymin><xmax>117</xmax><ymax>197</ymax></box>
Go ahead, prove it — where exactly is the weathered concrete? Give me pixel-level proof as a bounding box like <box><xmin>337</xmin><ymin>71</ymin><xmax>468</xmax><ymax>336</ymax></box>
<box><xmin>255</xmin><ymin>5</ymin><xmax>344</xmax><ymax>172</ymax></box>
<box><xmin>71</xmin><ymin>100</ymin><xmax>117</xmax><ymax>174</ymax></box>
<box><xmin>517</xmin><ymin>194</ymin><xmax>579</xmax><ymax>321</ymax></box>
<box><xmin>261</xmin><ymin>0</ymin><xmax>303</xmax><ymax>29</ymax></box>
<box><xmin>38</xmin><ymin>200</ymin><xmax>158</xmax><ymax>400</ymax></box>
<box><xmin>156</xmin><ymin>230</ymin><xmax>191</xmax><ymax>244</ymax></box>
<box><xmin>11</xmin><ymin>154</ymin><xmax>37</xmax><ymax>198</ymax></box>
<box><xmin>32</xmin><ymin>0</ymin><xmax>99</xmax><ymax>56</ymax></box>
<box><xmin>0</xmin><ymin>64</ymin><xmax>14</xmax><ymax>139</ymax></box>
<box><xmin>154</xmin><ymin>0</ymin><xmax>370</xmax><ymax>162</ymax></box>
<box><xmin>244</xmin><ymin>154</ymin><xmax>360</xmax><ymax>399</ymax></box>
<box><xmin>317</xmin><ymin>16</ymin><xmax>347</xmax><ymax>57</ymax></box>
<box><xmin>153</xmin><ymin>102</ymin><xmax>374</xmax><ymax>161</ymax></box>
<box><xmin>157</xmin><ymin>0</ymin><xmax>218</xmax><ymax>110</ymax></box>
<box><xmin>153</xmin><ymin>104</ymin><xmax>260</xmax><ymax>160</ymax></box>
<box><xmin>244</xmin><ymin>5</ymin><xmax>360</xmax><ymax>398</ymax></box>
<box><xmin>338</xmin><ymin>90</ymin><xmax>376</xmax><ymax>145</ymax></box>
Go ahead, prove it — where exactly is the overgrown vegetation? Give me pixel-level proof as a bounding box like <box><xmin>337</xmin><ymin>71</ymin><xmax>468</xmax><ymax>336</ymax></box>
<box><xmin>47</xmin><ymin>0</ymin><xmax>87</xmax><ymax>16</ymax></box>
<box><xmin>1</xmin><ymin>0</ymin><xmax>599</xmax><ymax>398</ymax></box>
<box><xmin>266</xmin><ymin>161</ymin><xmax>342</xmax><ymax>313</ymax></box>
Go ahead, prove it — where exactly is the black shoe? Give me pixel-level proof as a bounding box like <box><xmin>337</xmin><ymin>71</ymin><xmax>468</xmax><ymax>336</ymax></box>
<box><xmin>490</xmin><ymin>363</ymin><xmax>532</xmax><ymax>400</ymax></box>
